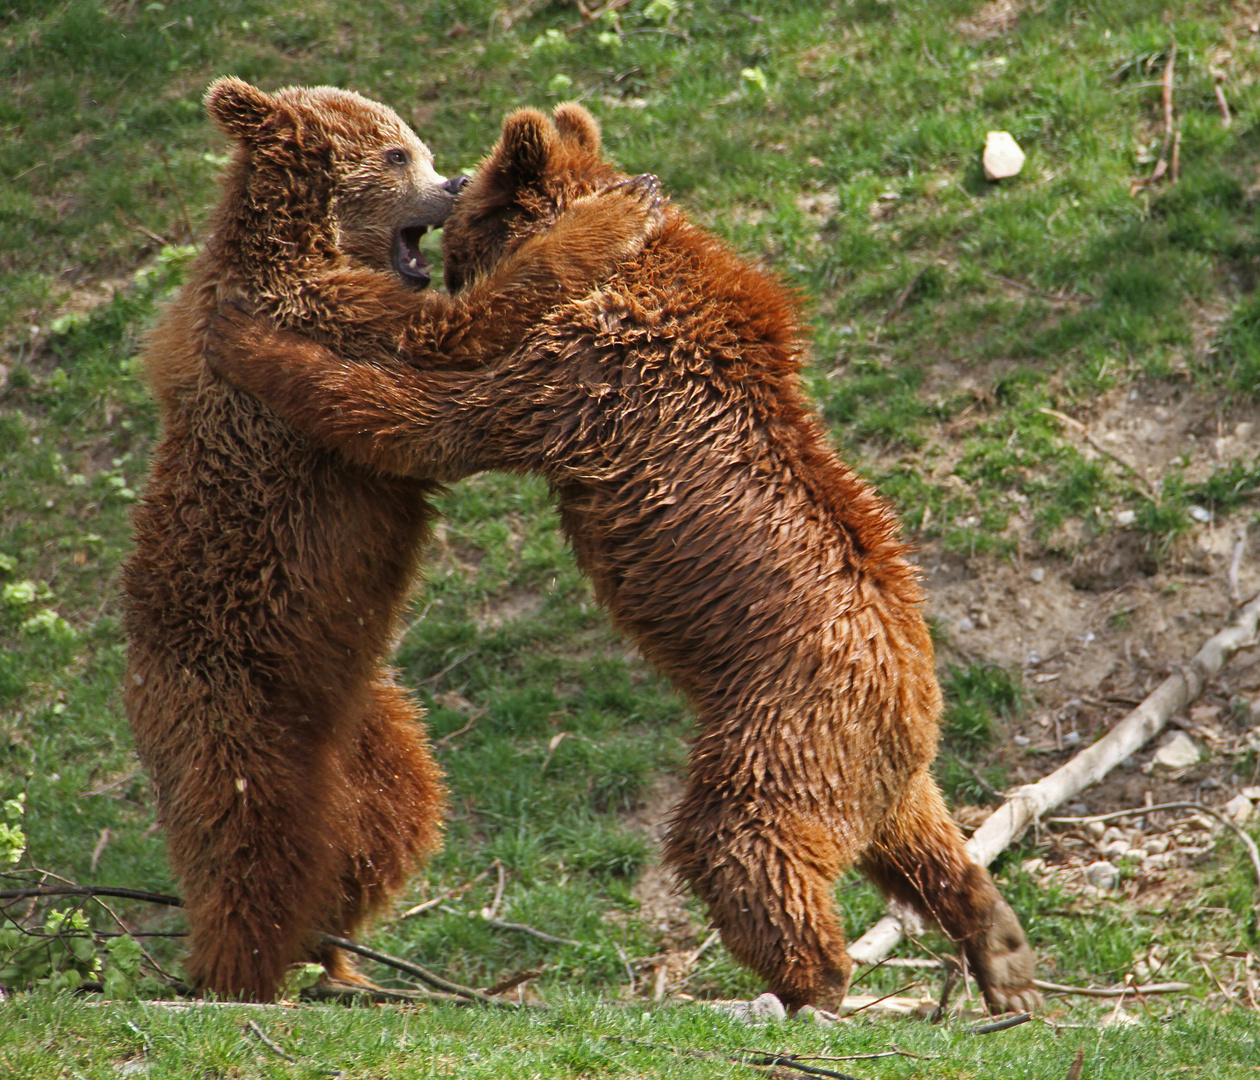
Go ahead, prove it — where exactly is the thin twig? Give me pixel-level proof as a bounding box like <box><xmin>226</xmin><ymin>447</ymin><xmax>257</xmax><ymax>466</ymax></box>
<box><xmin>114</xmin><ymin>206</ymin><xmax>169</xmax><ymax>247</ymax></box>
<box><xmin>884</xmin><ymin>264</ymin><xmax>929</xmax><ymax>324</ymax></box>
<box><xmin>245</xmin><ymin>1019</ymin><xmax>296</xmax><ymax>1063</ymax></box>
<box><xmin>303</xmin><ymin>982</ymin><xmax>468</xmax><ymax>1006</ymax></box>
<box><xmin>1131</xmin><ymin>41</ymin><xmax>1177</xmax><ymax>195</ymax></box>
<box><xmin>1038</xmin><ymin>408</ymin><xmax>1158</xmax><ymax>499</ymax></box>
<box><xmin>0</xmin><ymin>885</ymin><xmax>181</xmax><ymax>906</ymax></box>
<box><xmin>392</xmin><ymin>863</ymin><xmax>496</xmax><ymax>921</ymax></box>
<box><xmin>984</xmin><ymin>272</ymin><xmax>1093</xmax><ymax>304</ymax></box>
<box><xmin>481</xmin><ymin>967</ymin><xmax>542</xmax><ymax>997</ymax></box>
<box><xmin>843</xmin><ymin>980</ymin><xmax>922</xmax><ymax>1017</ymax></box>
<box><xmin>1033</xmin><ymin>979</ymin><xmax>1191</xmax><ymax>998</ymax></box>
<box><xmin>318</xmin><ymin>933</ymin><xmax>513</xmax><ymax>1007</ymax></box>
<box><xmin>156</xmin><ymin>146</ymin><xmax>194</xmax><ymax>244</ymax></box>
<box><xmin>1229</xmin><ymin>528</ymin><xmax>1246</xmax><ymax>606</ymax></box>
<box><xmin>481</xmin><ymin>859</ymin><xmax>506</xmax><ymax>920</ymax></box>
<box><xmin>437</xmin><ymin>906</ymin><xmax>584</xmax><ymax>948</ymax></box>
<box><xmin>968</xmin><ymin>1012</ymin><xmax>1032</xmax><ymax>1034</ymax></box>
<box><xmin>610</xmin><ymin>1039</ymin><xmax>865</xmax><ymax>1080</ymax></box>
<box><xmin>1215</xmin><ymin>83</ymin><xmax>1232</xmax><ymax>127</ymax></box>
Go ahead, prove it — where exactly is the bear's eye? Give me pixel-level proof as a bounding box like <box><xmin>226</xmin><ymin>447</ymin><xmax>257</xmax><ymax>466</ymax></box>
<box><xmin>385</xmin><ymin>149</ymin><xmax>410</xmax><ymax>168</ymax></box>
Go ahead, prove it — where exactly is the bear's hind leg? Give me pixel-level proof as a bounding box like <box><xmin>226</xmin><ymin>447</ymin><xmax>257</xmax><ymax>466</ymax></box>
<box><xmin>164</xmin><ymin>722</ymin><xmax>350</xmax><ymax>1001</ymax></box>
<box><xmin>314</xmin><ymin>675</ymin><xmax>446</xmax><ymax>984</ymax></box>
<box><xmin>665</xmin><ymin>787</ymin><xmax>856</xmax><ymax>1013</ymax></box>
<box><xmin>858</xmin><ymin>766</ymin><xmax>1040</xmax><ymax>1014</ymax></box>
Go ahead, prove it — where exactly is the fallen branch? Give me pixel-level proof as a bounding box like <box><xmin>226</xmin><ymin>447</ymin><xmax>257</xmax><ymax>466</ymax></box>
<box><xmin>1033</xmin><ymin>979</ymin><xmax>1191</xmax><ymax>999</ymax></box>
<box><xmin>850</xmin><ymin>591</ymin><xmax>1260</xmax><ymax>965</ymax></box>
<box><xmin>318</xmin><ymin>933</ymin><xmax>513</xmax><ymax>1008</ymax></box>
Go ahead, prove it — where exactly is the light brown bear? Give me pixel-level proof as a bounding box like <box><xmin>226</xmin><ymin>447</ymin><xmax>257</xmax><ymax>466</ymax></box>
<box><xmin>205</xmin><ymin>103</ymin><xmax>1040</xmax><ymax>1014</ymax></box>
<box><xmin>120</xmin><ymin>79</ymin><xmax>661</xmax><ymax>1000</ymax></box>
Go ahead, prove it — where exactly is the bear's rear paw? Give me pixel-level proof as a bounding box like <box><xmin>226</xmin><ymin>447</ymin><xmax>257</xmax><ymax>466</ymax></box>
<box><xmin>967</xmin><ymin>898</ymin><xmax>1042</xmax><ymax>1014</ymax></box>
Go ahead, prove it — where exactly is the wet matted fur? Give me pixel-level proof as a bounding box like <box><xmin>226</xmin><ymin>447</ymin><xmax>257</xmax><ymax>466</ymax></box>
<box><xmin>204</xmin><ymin>103</ymin><xmax>1040</xmax><ymax>1013</ymax></box>
<box><xmin>121</xmin><ymin>81</ymin><xmax>661</xmax><ymax>1000</ymax></box>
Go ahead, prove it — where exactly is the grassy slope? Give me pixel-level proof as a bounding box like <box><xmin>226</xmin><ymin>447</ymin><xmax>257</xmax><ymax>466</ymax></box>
<box><xmin>2</xmin><ymin>0</ymin><xmax>1260</xmax><ymax>1073</ymax></box>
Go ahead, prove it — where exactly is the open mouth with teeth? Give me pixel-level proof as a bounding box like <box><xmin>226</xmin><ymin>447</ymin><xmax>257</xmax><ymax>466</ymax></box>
<box><xmin>393</xmin><ymin>221</ymin><xmax>434</xmax><ymax>288</ymax></box>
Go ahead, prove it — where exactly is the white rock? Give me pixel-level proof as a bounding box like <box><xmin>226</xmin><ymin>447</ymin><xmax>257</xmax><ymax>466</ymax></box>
<box><xmin>1085</xmin><ymin>821</ymin><xmax>1106</xmax><ymax>841</ymax></box>
<box><xmin>983</xmin><ymin>131</ymin><xmax>1026</xmax><ymax>180</ymax></box>
<box><xmin>1142</xmin><ymin>836</ymin><xmax>1169</xmax><ymax>855</ymax></box>
<box><xmin>1115</xmin><ymin>509</ymin><xmax>1136</xmax><ymax>526</ymax></box>
<box><xmin>712</xmin><ymin>992</ymin><xmax>788</xmax><ymax>1024</ymax></box>
<box><xmin>1221</xmin><ymin>793</ymin><xmax>1254</xmax><ymax>826</ymax></box>
<box><xmin>1101</xmin><ymin>839</ymin><xmax>1130</xmax><ymax>860</ymax></box>
<box><xmin>1152</xmin><ymin>731</ymin><xmax>1201</xmax><ymax>769</ymax></box>
<box><xmin>795</xmin><ymin>1004</ymin><xmax>838</xmax><ymax>1027</ymax></box>
<box><xmin>1029</xmin><ymin>566</ymin><xmax>1045</xmax><ymax>583</ymax></box>
<box><xmin>1084</xmin><ymin>861</ymin><xmax>1119</xmax><ymax>890</ymax></box>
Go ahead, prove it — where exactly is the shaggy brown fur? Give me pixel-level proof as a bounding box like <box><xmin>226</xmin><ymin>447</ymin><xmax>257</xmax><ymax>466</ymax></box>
<box><xmin>204</xmin><ymin>104</ymin><xmax>1041</xmax><ymax>1014</ymax></box>
<box><xmin>120</xmin><ymin>81</ymin><xmax>662</xmax><ymax>1000</ymax></box>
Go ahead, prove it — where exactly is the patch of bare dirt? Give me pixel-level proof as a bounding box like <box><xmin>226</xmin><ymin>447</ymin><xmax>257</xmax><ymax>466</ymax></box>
<box><xmin>956</xmin><ymin>0</ymin><xmax>1023</xmax><ymax>41</ymax></box>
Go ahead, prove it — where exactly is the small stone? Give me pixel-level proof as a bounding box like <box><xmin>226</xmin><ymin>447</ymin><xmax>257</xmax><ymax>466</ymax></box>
<box><xmin>1241</xmin><ymin>786</ymin><xmax>1260</xmax><ymax>801</ymax></box>
<box><xmin>1124</xmin><ymin>848</ymin><xmax>1146</xmax><ymax>862</ymax></box>
<box><xmin>1188</xmin><ymin>505</ymin><xmax>1212</xmax><ymax>524</ymax></box>
<box><xmin>1101</xmin><ymin>839</ymin><xmax>1130</xmax><ymax>860</ymax></box>
<box><xmin>1062</xmin><ymin>730</ymin><xmax>1082</xmax><ymax>747</ymax></box>
<box><xmin>1142</xmin><ymin>836</ymin><xmax>1169</xmax><ymax>855</ymax></box>
<box><xmin>1029</xmin><ymin>567</ymin><xmax>1045</xmax><ymax>583</ymax></box>
<box><xmin>1221</xmin><ymin>793</ymin><xmax>1254</xmax><ymax>826</ymax></box>
<box><xmin>1152</xmin><ymin>731</ymin><xmax>1201</xmax><ymax>769</ymax></box>
<box><xmin>983</xmin><ymin>130</ymin><xmax>1026</xmax><ymax>180</ymax></box>
<box><xmin>1115</xmin><ymin>509</ymin><xmax>1136</xmax><ymax>526</ymax></box>
<box><xmin>955</xmin><ymin>616</ymin><xmax>976</xmax><ymax>633</ymax></box>
<box><xmin>1085</xmin><ymin>821</ymin><xmax>1106</xmax><ymax>841</ymax></box>
<box><xmin>744</xmin><ymin>992</ymin><xmax>787</xmax><ymax>1023</ymax></box>
<box><xmin>796</xmin><ymin>1004</ymin><xmax>838</xmax><ymax>1027</ymax></box>
<box><xmin>1084</xmin><ymin>861</ymin><xmax>1119</xmax><ymax>890</ymax></box>
<box><xmin>1013</xmin><ymin>734</ymin><xmax>1030</xmax><ymax>746</ymax></box>
<box><xmin>1021</xmin><ymin>857</ymin><xmax>1045</xmax><ymax>875</ymax></box>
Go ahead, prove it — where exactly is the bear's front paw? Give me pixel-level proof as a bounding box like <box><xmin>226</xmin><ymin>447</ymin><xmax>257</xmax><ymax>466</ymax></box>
<box><xmin>968</xmin><ymin>898</ymin><xmax>1042</xmax><ymax>1015</ymax></box>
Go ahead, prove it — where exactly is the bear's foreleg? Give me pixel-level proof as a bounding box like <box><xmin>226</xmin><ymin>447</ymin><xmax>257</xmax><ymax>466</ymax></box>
<box><xmin>664</xmin><ymin>786</ymin><xmax>858</xmax><ymax>1013</ymax></box>
<box><xmin>857</xmin><ymin>766</ymin><xmax>1041</xmax><ymax>1014</ymax></box>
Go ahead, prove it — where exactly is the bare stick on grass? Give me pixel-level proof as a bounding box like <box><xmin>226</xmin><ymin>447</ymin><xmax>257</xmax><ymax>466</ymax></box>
<box><xmin>851</xmin><ymin>592</ymin><xmax>1260</xmax><ymax>965</ymax></box>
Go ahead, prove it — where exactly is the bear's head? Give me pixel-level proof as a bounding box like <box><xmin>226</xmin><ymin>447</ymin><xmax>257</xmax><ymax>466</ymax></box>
<box><xmin>204</xmin><ymin>77</ymin><xmax>465</xmax><ymax>288</ymax></box>
<box><xmin>440</xmin><ymin>103</ymin><xmax>621</xmax><ymax>293</ymax></box>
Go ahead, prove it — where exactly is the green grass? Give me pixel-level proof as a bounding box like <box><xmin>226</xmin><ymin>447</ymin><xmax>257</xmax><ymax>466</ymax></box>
<box><xmin>2</xmin><ymin>992</ymin><xmax>1258</xmax><ymax>1080</ymax></box>
<box><xmin>4</xmin><ymin>0</ymin><xmax>1260</xmax><ymax>1072</ymax></box>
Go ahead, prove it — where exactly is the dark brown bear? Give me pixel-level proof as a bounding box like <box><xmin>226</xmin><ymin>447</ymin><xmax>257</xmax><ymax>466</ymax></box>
<box><xmin>205</xmin><ymin>103</ymin><xmax>1040</xmax><ymax>1014</ymax></box>
<box><xmin>120</xmin><ymin>80</ymin><xmax>661</xmax><ymax>1000</ymax></box>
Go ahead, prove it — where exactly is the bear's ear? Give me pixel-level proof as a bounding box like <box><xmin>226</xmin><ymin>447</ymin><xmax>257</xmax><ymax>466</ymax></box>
<box><xmin>552</xmin><ymin>103</ymin><xmax>601</xmax><ymax>153</ymax></box>
<box><xmin>475</xmin><ymin>108</ymin><xmax>558</xmax><ymax>210</ymax></box>
<box><xmin>204</xmin><ymin>77</ymin><xmax>282</xmax><ymax>142</ymax></box>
